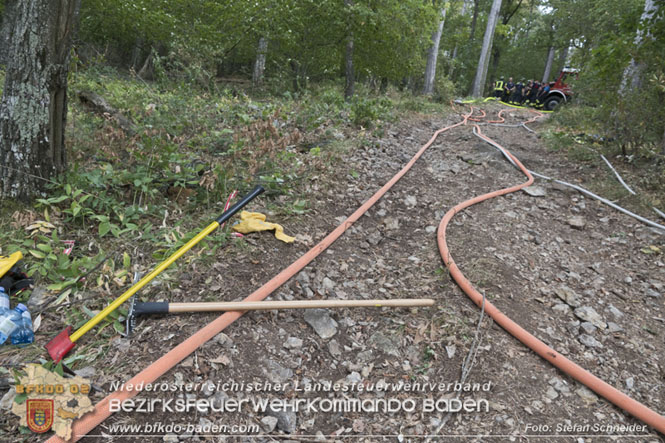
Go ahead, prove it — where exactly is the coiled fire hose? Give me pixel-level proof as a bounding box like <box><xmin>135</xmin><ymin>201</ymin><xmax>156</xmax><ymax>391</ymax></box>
<box><xmin>47</xmin><ymin>107</ymin><xmax>664</xmax><ymax>441</ymax></box>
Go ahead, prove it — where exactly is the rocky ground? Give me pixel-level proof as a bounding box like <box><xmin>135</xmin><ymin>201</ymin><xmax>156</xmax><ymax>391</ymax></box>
<box><xmin>5</xmin><ymin>103</ymin><xmax>665</xmax><ymax>442</ymax></box>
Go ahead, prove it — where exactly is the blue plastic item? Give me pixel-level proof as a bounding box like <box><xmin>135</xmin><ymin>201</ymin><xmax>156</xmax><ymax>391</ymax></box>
<box><xmin>0</xmin><ymin>287</ymin><xmax>9</xmax><ymax>316</ymax></box>
<box><xmin>0</xmin><ymin>303</ymin><xmax>27</xmax><ymax>344</ymax></box>
<box><xmin>11</xmin><ymin>309</ymin><xmax>34</xmax><ymax>346</ymax></box>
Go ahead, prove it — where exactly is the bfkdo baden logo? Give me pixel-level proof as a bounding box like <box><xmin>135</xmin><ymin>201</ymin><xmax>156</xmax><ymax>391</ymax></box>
<box><xmin>26</xmin><ymin>399</ymin><xmax>54</xmax><ymax>433</ymax></box>
<box><xmin>11</xmin><ymin>364</ymin><xmax>94</xmax><ymax>439</ymax></box>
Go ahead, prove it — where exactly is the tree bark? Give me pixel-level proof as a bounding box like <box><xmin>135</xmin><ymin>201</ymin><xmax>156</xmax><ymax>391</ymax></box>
<box><xmin>470</xmin><ymin>0</ymin><xmax>502</xmax><ymax>97</ymax></box>
<box><xmin>489</xmin><ymin>45</ymin><xmax>502</xmax><ymax>88</ymax></box>
<box><xmin>542</xmin><ymin>46</ymin><xmax>555</xmax><ymax>83</ymax></box>
<box><xmin>620</xmin><ymin>0</ymin><xmax>657</xmax><ymax>94</ymax></box>
<box><xmin>423</xmin><ymin>6</ymin><xmax>447</xmax><ymax>95</ymax></box>
<box><xmin>0</xmin><ymin>0</ymin><xmax>81</xmax><ymax>199</ymax></box>
<box><xmin>252</xmin><ymin>37</ymin><xmax>268</xmax><ymax>86</ymax></box>
<box><xmin>0</xmin><ymin>1</ymin><xmax>18</xmax><ymax>66</ymax></box>
<box><xmin>344</xmin><ymin>0</ymin><xmax>355</xmax><ymax>101</ymax></box>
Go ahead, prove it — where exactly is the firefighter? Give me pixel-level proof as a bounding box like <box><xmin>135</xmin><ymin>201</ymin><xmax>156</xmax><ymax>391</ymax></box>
<box><xmin>536</xmin><ymin>82</ymin><xmax>551</xmax><ymax>107</ymax></box>
<box><xmin>503</xmin><ymin>77</ymin><xmax>514</xmax><ymax>102</ymax></box>
<box><xmin>526</xmin><ymin>80</ymin><xmax>540</xmax><ymax>105</ymax></box>
<box><xmin>512</xmin><ymin>79</ymin><xmax>525</xmax><ymax>104</ymax></box>
<box><xmin>493</xmin><ymin>76</ymin><xmax>505</xmax><ymax>97</ymax></box>
<box><xmin>523</xmin><ymin>80</ymin><xmax>532</xmax><ymax>104</ymax></box>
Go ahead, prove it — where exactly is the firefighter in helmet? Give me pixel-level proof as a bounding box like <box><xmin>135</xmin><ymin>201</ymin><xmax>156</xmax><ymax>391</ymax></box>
<box><xmin>493</xmin><ymin>76</ymin><xmax>505</xmax><ymax>98</ymax></box>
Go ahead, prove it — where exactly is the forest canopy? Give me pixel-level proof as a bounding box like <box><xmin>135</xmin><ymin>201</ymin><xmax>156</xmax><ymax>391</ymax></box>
<box><xmin>0</xmin><ymin>0</ymin><xmax>664</xmax><ymax>169</ymax></box>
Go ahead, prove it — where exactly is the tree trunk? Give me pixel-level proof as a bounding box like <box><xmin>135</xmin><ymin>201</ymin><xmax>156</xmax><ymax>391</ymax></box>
<box><xmin>450</xmin><ymin>0</ymin><xmax>472</xmax><ymax>77</ymax></box>
<box><xmin>620</xmin><ymin>0</ymin><xmax>657</xmax><ymax>94</ymax></box>
<box><xmin>130</xmin><ymin>37</ymin><xmax>144</xmax><ymax>71</ymax></box>
<box><xmin>252</xmin><ymin>37</ymin><xmax>268</xmax><ymax>86</ymax></box>
<box><xmin>344</xmin><ymin>0</ymin><xmax>355</xmax><ymax>101</ymax></box>
<box><xmin>344</xmin><ymin>38</ymin><xmax>354</xmax><ymax>100</ymax></box>
<box><xmin>557</xmin><ymin>44</ymin><xmax>569</xmax><ymax>73</ymax></box>
<box><xmin>423</xmin><ymin>6</ymin><xmax>447</xmax><ymax>95</ymax></box>
<box><xmin>470</xmin><ymin>0</ymin><xmax>502</xmax><ymax>97</ymax></box>
<box><xmin>488</xmin><ymin>45</ymin><xmax>501</xmax><ymax>88</ymax></box>
<box><xmin>542</xmin><ymin>46</ymin><xmax>555</xmax><ymax>83</ymax></box>
<box><xmin>0</xmin><ymin>1</ymin><xmax>18</xmax><ymax>66</ymax></box>
<box><xmin>137</xmin><ymin>50</ymin><xmax>154</xmax><ymax>80</ymax></box>
<box><xmin>0</xmin><ymin>0</ymin><xmax>81</xmax><ymax>199</ymax></box>
<box><xmin>380</xmin><ymin>77</ymin><xmax>388</xmax><ymax>93</ymax></box>
<box><xmin>290</xmin><ymin>60</ymin><xmax>302</xmax><ymax>91</ymax></box>
<box><xmin>469</xmin><ymin>0</ymin><xmax>479</xmax><ymax>42</ymax></box>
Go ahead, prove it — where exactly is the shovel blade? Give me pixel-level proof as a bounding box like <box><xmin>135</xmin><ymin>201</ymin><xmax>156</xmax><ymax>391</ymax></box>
<box><xmin>45</xmin><ymin>326</ymin><xmax>75</xmax><ymax>362</ymax></box>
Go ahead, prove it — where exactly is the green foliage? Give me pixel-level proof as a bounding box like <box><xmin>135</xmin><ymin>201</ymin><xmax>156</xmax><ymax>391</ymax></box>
<box><xmin>75</xmin><ymin>0</ymin><xmax>446</xmax><ymax>97</ymax></box>
<box><xmin>433</xmin><ymin>74</ymin><xmax>456</xmax><ymax>103</ymax></box>
<box><xmin>350</xmin><ymin>97</ymin><xmax>393</xmax><ymax>128</ymax></box>
<box><xmin>546</xmin><ymin>0</ymin><xmax>665</xmax><ymax>151</ymax></box>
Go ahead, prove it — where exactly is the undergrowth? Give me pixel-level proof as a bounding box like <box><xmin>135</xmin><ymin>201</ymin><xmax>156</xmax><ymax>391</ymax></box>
<box><xmin>543</xmin><ymin>104</ymin><xmax>665</xmax><ymax>211</ymax></box>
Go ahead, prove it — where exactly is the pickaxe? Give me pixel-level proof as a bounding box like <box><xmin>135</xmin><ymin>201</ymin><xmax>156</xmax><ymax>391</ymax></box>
<box><xmin>125</xmin><ymin>297</ymin><xmax>435</xmax><ymax>336</ymax></box>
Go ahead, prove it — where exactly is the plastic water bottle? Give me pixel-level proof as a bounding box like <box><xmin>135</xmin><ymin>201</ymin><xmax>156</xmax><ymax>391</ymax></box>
<box><xmin>11</xmin><ymin>309</ymin><xmax>34</xmax><ymax>346</ymax></box>
<box><xmin>0</xmin><ymin>303</ymin><xmax>27</xmax><ymax>345</ymax></box>
<box><xmin>0</xmin><ymin>287</ymin><xmax>9</xmax><ymax>316</ymax></box>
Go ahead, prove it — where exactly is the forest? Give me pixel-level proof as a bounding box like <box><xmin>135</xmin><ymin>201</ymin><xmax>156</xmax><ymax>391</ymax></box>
<box><xmin>0</xmin><ymin>0</ymin><xmax>664</xmax><ymax>441</ymax></box>
<box><xmin>1</xmin><ymin>0</ymin><xmax>664</xmax><ymax>198</ymax></box>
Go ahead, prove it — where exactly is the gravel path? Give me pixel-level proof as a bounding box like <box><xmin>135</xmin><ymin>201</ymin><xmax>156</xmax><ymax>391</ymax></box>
<box><xmin>79</xmin><ymin>104</ymin><xmax>665</xmax><ymax>441</ymax></box>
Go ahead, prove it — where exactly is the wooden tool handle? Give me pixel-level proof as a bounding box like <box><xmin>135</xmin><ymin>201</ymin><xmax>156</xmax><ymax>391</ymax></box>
<box><xmin>168</xmin><ymin>298</ymin><xmax>434</xmax><ymax>313</ymax></box>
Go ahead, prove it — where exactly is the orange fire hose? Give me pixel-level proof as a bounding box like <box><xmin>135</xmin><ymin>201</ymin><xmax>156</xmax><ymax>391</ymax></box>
<box><xmin>46</xmin><ymin>106</ymin><xmax>665</xmax><ymax>441</ymax></box>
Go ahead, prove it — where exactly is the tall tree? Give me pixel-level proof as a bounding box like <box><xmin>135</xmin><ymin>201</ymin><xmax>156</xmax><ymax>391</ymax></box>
<box><xmin>252</xmin><ymin>37</ymin><xmax>268</xmax><ymax>86</ymax></box>
<box><xmin>541</xmin><ymin>45</ymin><xmax>555</xmax><ymax>82</ymax></box>
<box><xmin>471</xmin><ymin>0</ymin><xmax>502</xmax><ymax>97</ymax></box>
<box><xmin>469</xmin><ymin>0</ymin><xmax>480</xmax><ymax>42</ymax></box>
<box><xmin>488</xmin><ymin>0</ymin><xmax>524</xmax><ymax>86</ymax></box>
<box><xmin>620</xmin><ymin>0</ymin><xmax>658</xmax><ymax>94</ymax></box>
<box><xmin>557</xmin><ymin>44</ymin><xmax>569</xmax><ymax>73</ymax></box>
<box><xmin>0</xmin><ymin>0</ymin><xmax>81</xmax><ymax>199</ymax></box>
<box><xmin>344</xmin><ymin>0</ymin><xmax>355</xmax><ymax>100</ymax></box>
<box><xmin>450</xmin><ymin>0</ymin><xmax>472</xmax><ymax>68</ymax></box>
<box><xmin>423</xmin><ymin>3</ymin><xmax>447</xmax><ymax>95</ymax></box>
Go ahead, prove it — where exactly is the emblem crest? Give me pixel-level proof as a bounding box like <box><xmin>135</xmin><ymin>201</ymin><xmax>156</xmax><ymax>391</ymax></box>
<box><xmin>26</xmin><ymin>399</ymin><xmax>54</xmax><ymax>433</ymax></box>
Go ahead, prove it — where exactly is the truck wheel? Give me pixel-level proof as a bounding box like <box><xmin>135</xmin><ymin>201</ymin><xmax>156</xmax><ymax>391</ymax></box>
<box><xmin>544</xmin><ymin>96</ymin><xmax>562</xmax><ymax>111</ymax></box>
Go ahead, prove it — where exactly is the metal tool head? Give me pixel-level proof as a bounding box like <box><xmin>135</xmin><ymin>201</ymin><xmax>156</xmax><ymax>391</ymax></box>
<box><xmin>124</xmin><ymin>272</ymin><xmax>143</xmax><ymax>338</ymax></box>
<box><xmin>125</xmin><ymin>294</ymin><xmax>138</xmax><ymax>337</ymax></box>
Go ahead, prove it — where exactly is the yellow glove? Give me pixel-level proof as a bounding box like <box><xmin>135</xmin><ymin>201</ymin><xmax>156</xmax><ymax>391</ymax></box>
<box><xmin>232</xmin><ymin>211</ymin><xmax>295</xmax><ymax>243</ymax></box>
